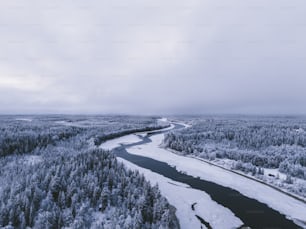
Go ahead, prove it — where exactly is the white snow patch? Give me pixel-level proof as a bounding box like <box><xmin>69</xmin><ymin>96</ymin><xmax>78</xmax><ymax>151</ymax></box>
<box><xmin>212</xmin><ymin>158</ymin><xmax>236</xmax><ymax>170</ymax></box>
<box><xmin>126</xmin><ymin>133</ymin><xmax>306</xmax><ymax>226</ymax></box>
<box><xmin>23</xmin><ymin>155</ymin><xmax>43</xmax><ymax>165</ymax></box>
<box><xmin>100</xmin><ymin>134</ymin><xmax>142</xmax><ymax>150</ymax></box>
<box><xmin>264</xmin><ymin>168</ymin><xmax>287</xmax><ymax>180</ymax></box>
<box><xmin>99</xmin><ymin>123</ymin><xmax>177</xmax><ymax>151</ymax></box>
<box><xmin>172</xmin><ymin>121</ymin><xmax>191</xmax><ymax>128</ymax></box>
<box><xmin>117</xmin><ymin>158</ymin><xmax>243</xmax><ymax>229</ymax></box>
<box><xmin>157</xmin><ymin>117</ymin><xmax>168</xmax><ymax>123</ymax></box>
<box><xmin>159</xmin><ymin>117</ymin><xmax>168</xmax><ymax>122</ymax></box>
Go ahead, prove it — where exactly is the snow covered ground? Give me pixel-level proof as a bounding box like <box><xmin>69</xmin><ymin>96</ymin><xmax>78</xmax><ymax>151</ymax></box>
<box><xmin>99</xmin><ymin>121</ymin><xmax>306</xmax><ymax>228</ymax></box>
<box><xmin>99</xmin><ymin>119</ymin><xmax>175</xmax><ymax>151</ymax></box>
<box><xmin>264</xmin><ymin>168</ymin><xmax>286</xmax><ymax>180</ymax></box>
<box><xmin>117</xmin><ymin>158</ymin><xmax>243</xmax><ymax>229</ymax></box>
<box><xmin>191</xmin><ymin>156</ymin><xmax>306</xmax><ymax>201</ymax></box>
<box><xmin>100</xmin><ymin>134</ymin><xmax>142</xmax><ymax>150</ymax></box>
<box><xmin>157</xmin><ymin>117</ymin><xmax>168</xmax><ymax>126</ymax></box>
<box><xmin>126</xmin><ymin>133</ymin><xmax>306</xmax><ymax>227</ymax></box>
<box><xmin>100</xmin><ymin>125</ymin><xmax>243</xmax><ymax>228</ymax></box>
<box><xmin>203</xmin><ymin>158</ymin><xmax>288</xmax><ymax>183</ymax></box>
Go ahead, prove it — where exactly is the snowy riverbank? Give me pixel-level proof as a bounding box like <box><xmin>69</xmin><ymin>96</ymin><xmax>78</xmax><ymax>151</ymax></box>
<box><xmin>117</xmin><ymin>158</ymin><xmax>243</xmax><ymax>229</ymax></box>
<box><xmin>126</xmin><ymin>133</ymin><xmax>306</xmax><ymax>228</ymax></box>
<box><xmin>100</xmin><ymin>120</ymin><xmax>306</xmax><ymax>228</ymax></box>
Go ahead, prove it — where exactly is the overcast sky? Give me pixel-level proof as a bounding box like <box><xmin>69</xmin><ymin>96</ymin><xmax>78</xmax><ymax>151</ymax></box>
<box><xmin>0</xmin><ymin>0</ymin><xmax>305</xmax><ymax>115</ymax></box>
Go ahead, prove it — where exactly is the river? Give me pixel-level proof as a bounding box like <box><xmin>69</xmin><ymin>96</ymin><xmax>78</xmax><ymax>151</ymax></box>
<box><xmin>111</xmin><ymin>123</ymin><xmax>302</xmax><ymax>229</ymax></box>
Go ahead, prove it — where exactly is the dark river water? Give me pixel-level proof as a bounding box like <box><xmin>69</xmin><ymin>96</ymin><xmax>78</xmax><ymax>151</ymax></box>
<box><xmin>113</xmin><ymin>124</ymin><xmax>301</xmax><ymax>229</ymax></box>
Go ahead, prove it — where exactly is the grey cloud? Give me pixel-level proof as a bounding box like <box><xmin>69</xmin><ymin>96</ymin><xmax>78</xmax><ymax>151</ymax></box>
<box><xmin>0</xmin><ymin>0</ymin><xmax>305</xmax><ymax>114</ymax></box>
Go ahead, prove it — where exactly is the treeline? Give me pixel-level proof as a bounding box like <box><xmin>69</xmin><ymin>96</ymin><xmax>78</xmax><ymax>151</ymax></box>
<box><xmin>93</xmin><ymin>125</ymin><xmax>169</xmax><ymax>146</ymax></box>
<box><xmin>0</xmin><ymin>126</ymin><xmax>83</xmax><ymax>157</ymax></box>
<box><xmin>163</xmin><ymin>117</ymin><xmax>306</xmax><ymax>180</ymax></box>
<box><xmin>165</xmin><ymin>118</ymin><xmax>306</xmax><ymax>150</ymax></box>
<box><xmin>0</xmin><ymin>115</ymin><xmax>168</xmax><ymax>157</ymax></box>
<box><xmin>0</xmin><ymin>149</ymin><xmax>178</xmax><ymax>228</ymax></box>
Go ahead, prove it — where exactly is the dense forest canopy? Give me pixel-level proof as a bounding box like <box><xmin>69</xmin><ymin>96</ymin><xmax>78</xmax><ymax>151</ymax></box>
<box><xmin>0</xmin><ymin>115</ymin><xmax>165</xmax><ymax>157</ymax></box>
<box><xmin>0</xmin><ymin>115</ymin><xmax>178</xmax><ymax>229</ymax></box>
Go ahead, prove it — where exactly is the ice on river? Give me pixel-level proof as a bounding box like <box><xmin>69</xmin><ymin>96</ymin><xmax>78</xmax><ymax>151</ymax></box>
<box><xmin>117</xmin><ymin>158</ymin><xmax>243</xmax><ymax>229</ymax></box>
<box><xmin>127</xmin><ymin>133</ymin><xmax>306</xmax><ymax>227</ymax></box>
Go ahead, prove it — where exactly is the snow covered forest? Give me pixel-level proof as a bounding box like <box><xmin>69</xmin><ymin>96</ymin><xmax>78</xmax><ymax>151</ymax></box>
<box><xmin>0</xmin><ymin>115</ymin><xmax>178</xmax><ymax>228</ymax></box>
<box><xmin>163</xmin><ymin>116</ymin><xmax>306</xmax><ymax>198</ymax></box>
